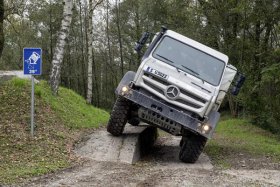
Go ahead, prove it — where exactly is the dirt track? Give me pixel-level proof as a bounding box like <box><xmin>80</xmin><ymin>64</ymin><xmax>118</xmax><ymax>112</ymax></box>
<box><xmin>28</xmin><ymin>128</ymin><xmax>280</xmax><ymax>187</ymax></box>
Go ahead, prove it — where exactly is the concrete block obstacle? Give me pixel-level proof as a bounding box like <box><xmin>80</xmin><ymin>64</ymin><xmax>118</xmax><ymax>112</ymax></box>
<box><xmin>75</xmin><ymin>124</ymin><xmax>156</xmax><ymax>164</ymax></box>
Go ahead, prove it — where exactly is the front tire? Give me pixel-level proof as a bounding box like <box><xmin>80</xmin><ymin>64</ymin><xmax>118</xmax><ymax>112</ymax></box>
<box><xmin>107</xmin><ymin>96</ymin><xmax>131</xmax><ymax>136</ymax></box>
<box><xmin>179</xmin><ymin>133</ymin><xmax>207</xmax><ymax>163</ymax></box>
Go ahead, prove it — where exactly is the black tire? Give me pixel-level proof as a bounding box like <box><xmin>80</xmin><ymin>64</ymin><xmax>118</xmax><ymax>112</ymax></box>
<box><xmin>179</xmin><ymin>133</ymin><xmax>207</xmax><ymax>163</ymax></box>
<box><xmin>143</xmin><ymin>126</ymin><xmax>158</xmax><ymax>146</ymax></box>
<box><xmin>107</xmin><ymin>96</ymin><xmax>131</xmax><ymax>136</ymax></box>
<box><xmin>180</xmin><ymin>138</ymin><xmax>183</xmax><ymax>147</ymax></box>
<box><xmin>140</xmin><ymin>126</ymin><xmax>158</xmax><ymax>154</ymax></box>
<box><xmin>128</xmin><ymin>117</ymin><xmax>140</xmax><ymax>126</ymax></box>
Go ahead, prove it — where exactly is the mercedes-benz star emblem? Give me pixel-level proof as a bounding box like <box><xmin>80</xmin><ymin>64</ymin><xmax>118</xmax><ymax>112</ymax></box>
<box><xmin>165</xmin><ymin>85</ymin><xmax>180</xmax><ymax>99</ymax></box>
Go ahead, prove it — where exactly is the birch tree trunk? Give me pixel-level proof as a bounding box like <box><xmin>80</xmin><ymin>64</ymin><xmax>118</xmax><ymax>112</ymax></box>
<box><xmin>116</xmin><ymin>0</ymin><xmax>124</xmax><ymax>76</ymax></box>
<box><xmin>86</xmin><ymin>0</ymin><xmax>94</xmax><ymax>104</ymax></box>
<box><xmin>78</xmin><ymin>0</ymin><xmax>87</xmax><ymax>97</ymax></box>
<box><xmin>0</xmin><ymin>0</ymin><xmax>4</xmax><ymax>57</ymax></box>
<box><xmin>86</xmin><ymin>0</ymin><xmax>103</xmax><ymax>104</ymax></box>
<box><xmin>50</xmin><ymin>0</ymin><xmax>73</xmax><ymax>95</ymax></box>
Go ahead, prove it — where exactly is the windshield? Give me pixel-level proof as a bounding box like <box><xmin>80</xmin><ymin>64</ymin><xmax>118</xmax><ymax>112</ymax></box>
<box><xmin>152</xmin><ymin>36</ymin><xmax>225</xmax><ymax>86</ymax></box>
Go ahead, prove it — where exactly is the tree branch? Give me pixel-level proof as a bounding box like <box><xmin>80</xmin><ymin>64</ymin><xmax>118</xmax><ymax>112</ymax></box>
<box><xmin>93</xmin><ymin>0</ymin><xmax>104</xmax><ymax>11</ymax></box>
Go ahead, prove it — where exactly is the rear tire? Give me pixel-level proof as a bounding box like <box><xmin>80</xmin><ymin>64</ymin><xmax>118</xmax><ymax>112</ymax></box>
<box><xmin>107</xmin><ymin>96</ymin><xmax>131</xmax><ymax>136</ymax></box>
<box><xmin>140</xmin><ymin>126</ymin><xmax>158</xmax><ymax>154</ymax></box>
<box><xmin>179</xmin><ymin>133</ymin><xmax>207</xmax><ymax>163</ymax></box>
<box><xmin>128</xmin><ymin>117</ymin><xmax>140</xmax><ymax>126</ymax></box>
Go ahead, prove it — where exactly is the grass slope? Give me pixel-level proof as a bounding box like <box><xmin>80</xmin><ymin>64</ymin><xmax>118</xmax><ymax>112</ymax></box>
<box><xmin>0</xmin><ymin>78</ymin><xmax>109</xmax><ymax>184</ymax></box>
<box><xmin>35</xmin><ymin>80</ymin><xmax>109</xmax><ymax>129</ymax></box>
<box><xmin>205</xmin><ymin>118</ymin><xmax>280</xmax><ymax>169</ymax></box>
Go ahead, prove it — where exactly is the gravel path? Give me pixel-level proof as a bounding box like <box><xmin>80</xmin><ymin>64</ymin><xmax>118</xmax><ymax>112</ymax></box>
<box><xmin>28</xmin><ymin>128</ymin><xmax>280</xmax><ymax>187</ymax></box>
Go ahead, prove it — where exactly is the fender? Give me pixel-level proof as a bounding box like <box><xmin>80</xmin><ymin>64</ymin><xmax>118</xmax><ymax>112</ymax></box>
<box><xmin>115</xmin><ymin>71</ymin><xmax>136</xmax><ymax>95</ymax></box>
<box><xmin>205</xmin><ymin>110</ymin><xmax>220</xmax><ymax>138</ymax></box>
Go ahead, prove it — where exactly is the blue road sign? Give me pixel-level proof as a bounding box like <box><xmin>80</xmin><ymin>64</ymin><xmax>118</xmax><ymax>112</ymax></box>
<box><xmin>23</xmin><ymin>48</ymin><xmax>42</xmax><ymax>75</ymax></box>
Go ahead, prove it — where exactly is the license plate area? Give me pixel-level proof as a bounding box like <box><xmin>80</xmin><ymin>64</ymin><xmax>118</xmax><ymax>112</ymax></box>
<box><xmin>145</xmin><ymin>66</ymin><xmax>168</xmax><ymax>80</ymax></box>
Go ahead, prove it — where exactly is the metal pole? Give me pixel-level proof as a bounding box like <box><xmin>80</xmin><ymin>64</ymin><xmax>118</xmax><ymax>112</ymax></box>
<box><xmin>31</xmin><ymin>75</ymin><xmax>34</xmax><ymax>136</ymax></box>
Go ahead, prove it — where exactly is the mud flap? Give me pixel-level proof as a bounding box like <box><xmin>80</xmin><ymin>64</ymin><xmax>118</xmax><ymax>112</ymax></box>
<box><xmin>206</xmin><ymin>110</ymin><xmax>220</xmax><ymax>138</ymax></box>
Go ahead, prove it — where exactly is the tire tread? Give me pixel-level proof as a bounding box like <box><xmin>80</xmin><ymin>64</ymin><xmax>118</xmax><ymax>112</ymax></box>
<box><xmin>179</xmin><ymin>134</ymin><xmax>207</xmax><ymax>163</ymax></box>
<box><xmin>107</xmin><ymin>96</ymin><xmax>130</xmax><ymax>136</ymax></box>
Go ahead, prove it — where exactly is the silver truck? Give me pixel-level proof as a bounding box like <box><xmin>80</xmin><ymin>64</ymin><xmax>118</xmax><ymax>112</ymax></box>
<box><xmin>107</xmin><ymin>27</ymin><xmax>245</xmax><ymax>163</ymax></box>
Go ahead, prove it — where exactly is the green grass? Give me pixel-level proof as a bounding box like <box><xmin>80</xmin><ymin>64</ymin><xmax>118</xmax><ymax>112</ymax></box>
<box><xmin>205</xmin><ymin>118</ymin><xmax>280</xmax><ymax>168</ymax></box>
<box><xmin>36</xmin><ymin>81</ymin><xmax>109</xmax><ymax>128</ymax></box>
<box><xmin>0</xmin><ymin>78</ymin><xmax>109</xmax><ymax>184</ymax></box>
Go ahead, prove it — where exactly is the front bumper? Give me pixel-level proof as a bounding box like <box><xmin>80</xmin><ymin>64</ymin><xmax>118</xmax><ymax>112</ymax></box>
<box><xmin>118</xmin><ymin>86</ymin><xmax>220</xmax><ymax>139</ymax></box>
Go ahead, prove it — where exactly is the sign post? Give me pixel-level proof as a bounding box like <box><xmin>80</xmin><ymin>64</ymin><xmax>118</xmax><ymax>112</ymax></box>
<box><xmin>23</xmin><ymin>48</ymin><xmax>42</xmax><ymax>136</ymax></box>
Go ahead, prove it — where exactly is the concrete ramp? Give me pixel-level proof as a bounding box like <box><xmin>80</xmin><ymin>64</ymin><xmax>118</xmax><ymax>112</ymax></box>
<box><xmin>75</xmin><ymin>125</ymin><xmax>150</xmax><ymax>164</ymax></box>
<box><xmin>75</xmin><ymin>124</ymin><xmax>213</xmax><ymax>170</ymax></box>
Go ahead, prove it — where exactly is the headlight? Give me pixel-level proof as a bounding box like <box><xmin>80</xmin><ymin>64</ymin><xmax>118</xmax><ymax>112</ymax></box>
<box><xmin>197</xmin><ymin>122</ymin><xmax>211</xmax><ymax>134</ymax></box>
<box><xmin>201</xmin><ymin>124</ymin><xmax>211</xmax><ymax>134</ymax></box>
<box><xmin>121</xmin><ymin>86</ymin><xmax>130</xmax><ymax>95</ymax></box>
<box><xmin>122</xmin><ymin>86</ymin><xmax>129</xmax><ymax>92</ymax></box>
<box><xmin>202</xmin><ymin>124</ymin><xmax>210</xmax><ymax>131</ymax></box>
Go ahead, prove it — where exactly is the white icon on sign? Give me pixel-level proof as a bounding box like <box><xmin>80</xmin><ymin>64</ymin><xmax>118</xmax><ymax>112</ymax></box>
<box><xmin>25</xmin><ymin>52</ymin><xmax>40</xmax><ymax>70</ymax></box>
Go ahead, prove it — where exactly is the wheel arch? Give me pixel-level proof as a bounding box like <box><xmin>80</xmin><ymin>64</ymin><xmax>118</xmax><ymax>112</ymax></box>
<box><xmin>115</xmin><ymin>71</ymin><xmax>136</xmax><ymax>95</ymax></box>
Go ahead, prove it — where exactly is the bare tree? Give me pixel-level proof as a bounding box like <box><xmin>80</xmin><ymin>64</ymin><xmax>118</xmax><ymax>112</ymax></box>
<box><xmin>86</xmin><ymin>0</ymin><xmax>94</xmax><ymax>104</ymax></box>
<box><xmin>0</xmin><ymin>0</ymin><xmax>4</xmax><ymax>57</ymax></box>
<box><xmin>78</xmin><ymin>0</ymin><xmax>87</xmax><ymax>97</ymax></box>
<box><xmin>86</xmin><ymin>0</ymin><xmax>103</xmax><ymax>104</ymax></box>
<box><xmin>115</xmin><ymin>0</ymin><xmax>124</xmax><ymax>76</ymax></box>
<box><xmin>50</xmin><ymin>0</ymin><xmax>73</xmax><ymax>95</ymax></box>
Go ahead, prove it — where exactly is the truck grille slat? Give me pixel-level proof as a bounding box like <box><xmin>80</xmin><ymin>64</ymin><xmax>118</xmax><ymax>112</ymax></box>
<box><xmin>180</xmin><ymin>89</ymin><xmax>206</xmax><ymax>104</ymax></box>
<box><xmin>177</xmin><ymin>99</ymin><xmax>200</xmax><ymax>109</ymax></box>
<box><xmin>143</xmin><ymin>80</ymin><xmax>164</xmax><ymax>95</ymax></box>
<box><xmin>142</xmin><ymin>74</ymin><xmax>207</xmax><ymax>109</ymax></box>
<box><xmin>144</xmin><ymin>72</ymin><xmax>168</xmax><ymax>86</ymax></box>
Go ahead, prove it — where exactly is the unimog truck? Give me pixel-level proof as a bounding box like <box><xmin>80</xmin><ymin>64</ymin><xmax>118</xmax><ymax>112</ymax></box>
<box><xmin>107</xmin><ymin>27</ymin><xmax>245</xmax><ymax>163</ymax></box>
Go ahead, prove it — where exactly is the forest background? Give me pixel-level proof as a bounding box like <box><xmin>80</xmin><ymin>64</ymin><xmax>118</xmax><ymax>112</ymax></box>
<box><xmin>0</xmin><ymin>0</ymin><xmax>279</xmax><ymax>133</ymax></box>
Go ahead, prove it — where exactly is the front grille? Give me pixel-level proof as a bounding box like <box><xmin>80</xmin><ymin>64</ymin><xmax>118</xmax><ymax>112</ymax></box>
<box><xmin>144</xmin><ymin>72</ymin><xmax>168</xmax><ymax>86</ymax></box>
<box><xmin>142</xmin><ymin>73</ymin><xmax>207</xmax><ymax>110</ymax></box>
<box><xmin>180</xmin><ymin>89</ymin><xmax>206</xmax><ymax>104</ymax></box>
<box><xmin>143</xmin><ymin>80</ymin><xmax>164</xmax><ymax>95</ymax></box>
<box><xmin>177</xmin><ymin>99</ymin><xmax>200</xmax><ymax>109</ymax></box>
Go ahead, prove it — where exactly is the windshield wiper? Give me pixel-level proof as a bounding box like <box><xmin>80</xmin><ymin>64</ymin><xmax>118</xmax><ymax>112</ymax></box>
<box><xmin>181</xmin><ymin>65</ymin><xmax>199</xmax><ymax>76</ymax></box>
<box><xmin>156</xmin><ymin>54</ymin><xmax>175</xmax><ymax>64</ymax></box>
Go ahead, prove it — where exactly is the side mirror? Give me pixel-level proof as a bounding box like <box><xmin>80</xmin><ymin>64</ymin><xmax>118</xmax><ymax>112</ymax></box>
<box><xmin>134</xmin><ymin>32</ymin><xmax>150</xmax><ymax>53</ymax></box>
<box><xmin>231</xmin><ymin>72</ymin><xmax>246</xmax><ymax>96</ymax></box>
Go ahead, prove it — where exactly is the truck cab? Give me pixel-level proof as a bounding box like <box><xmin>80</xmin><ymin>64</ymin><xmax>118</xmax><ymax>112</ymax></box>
<box><xmin>135</xmin><ymin>30</ymin><xmax>233</xmax><ymax>117</ymax></box>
